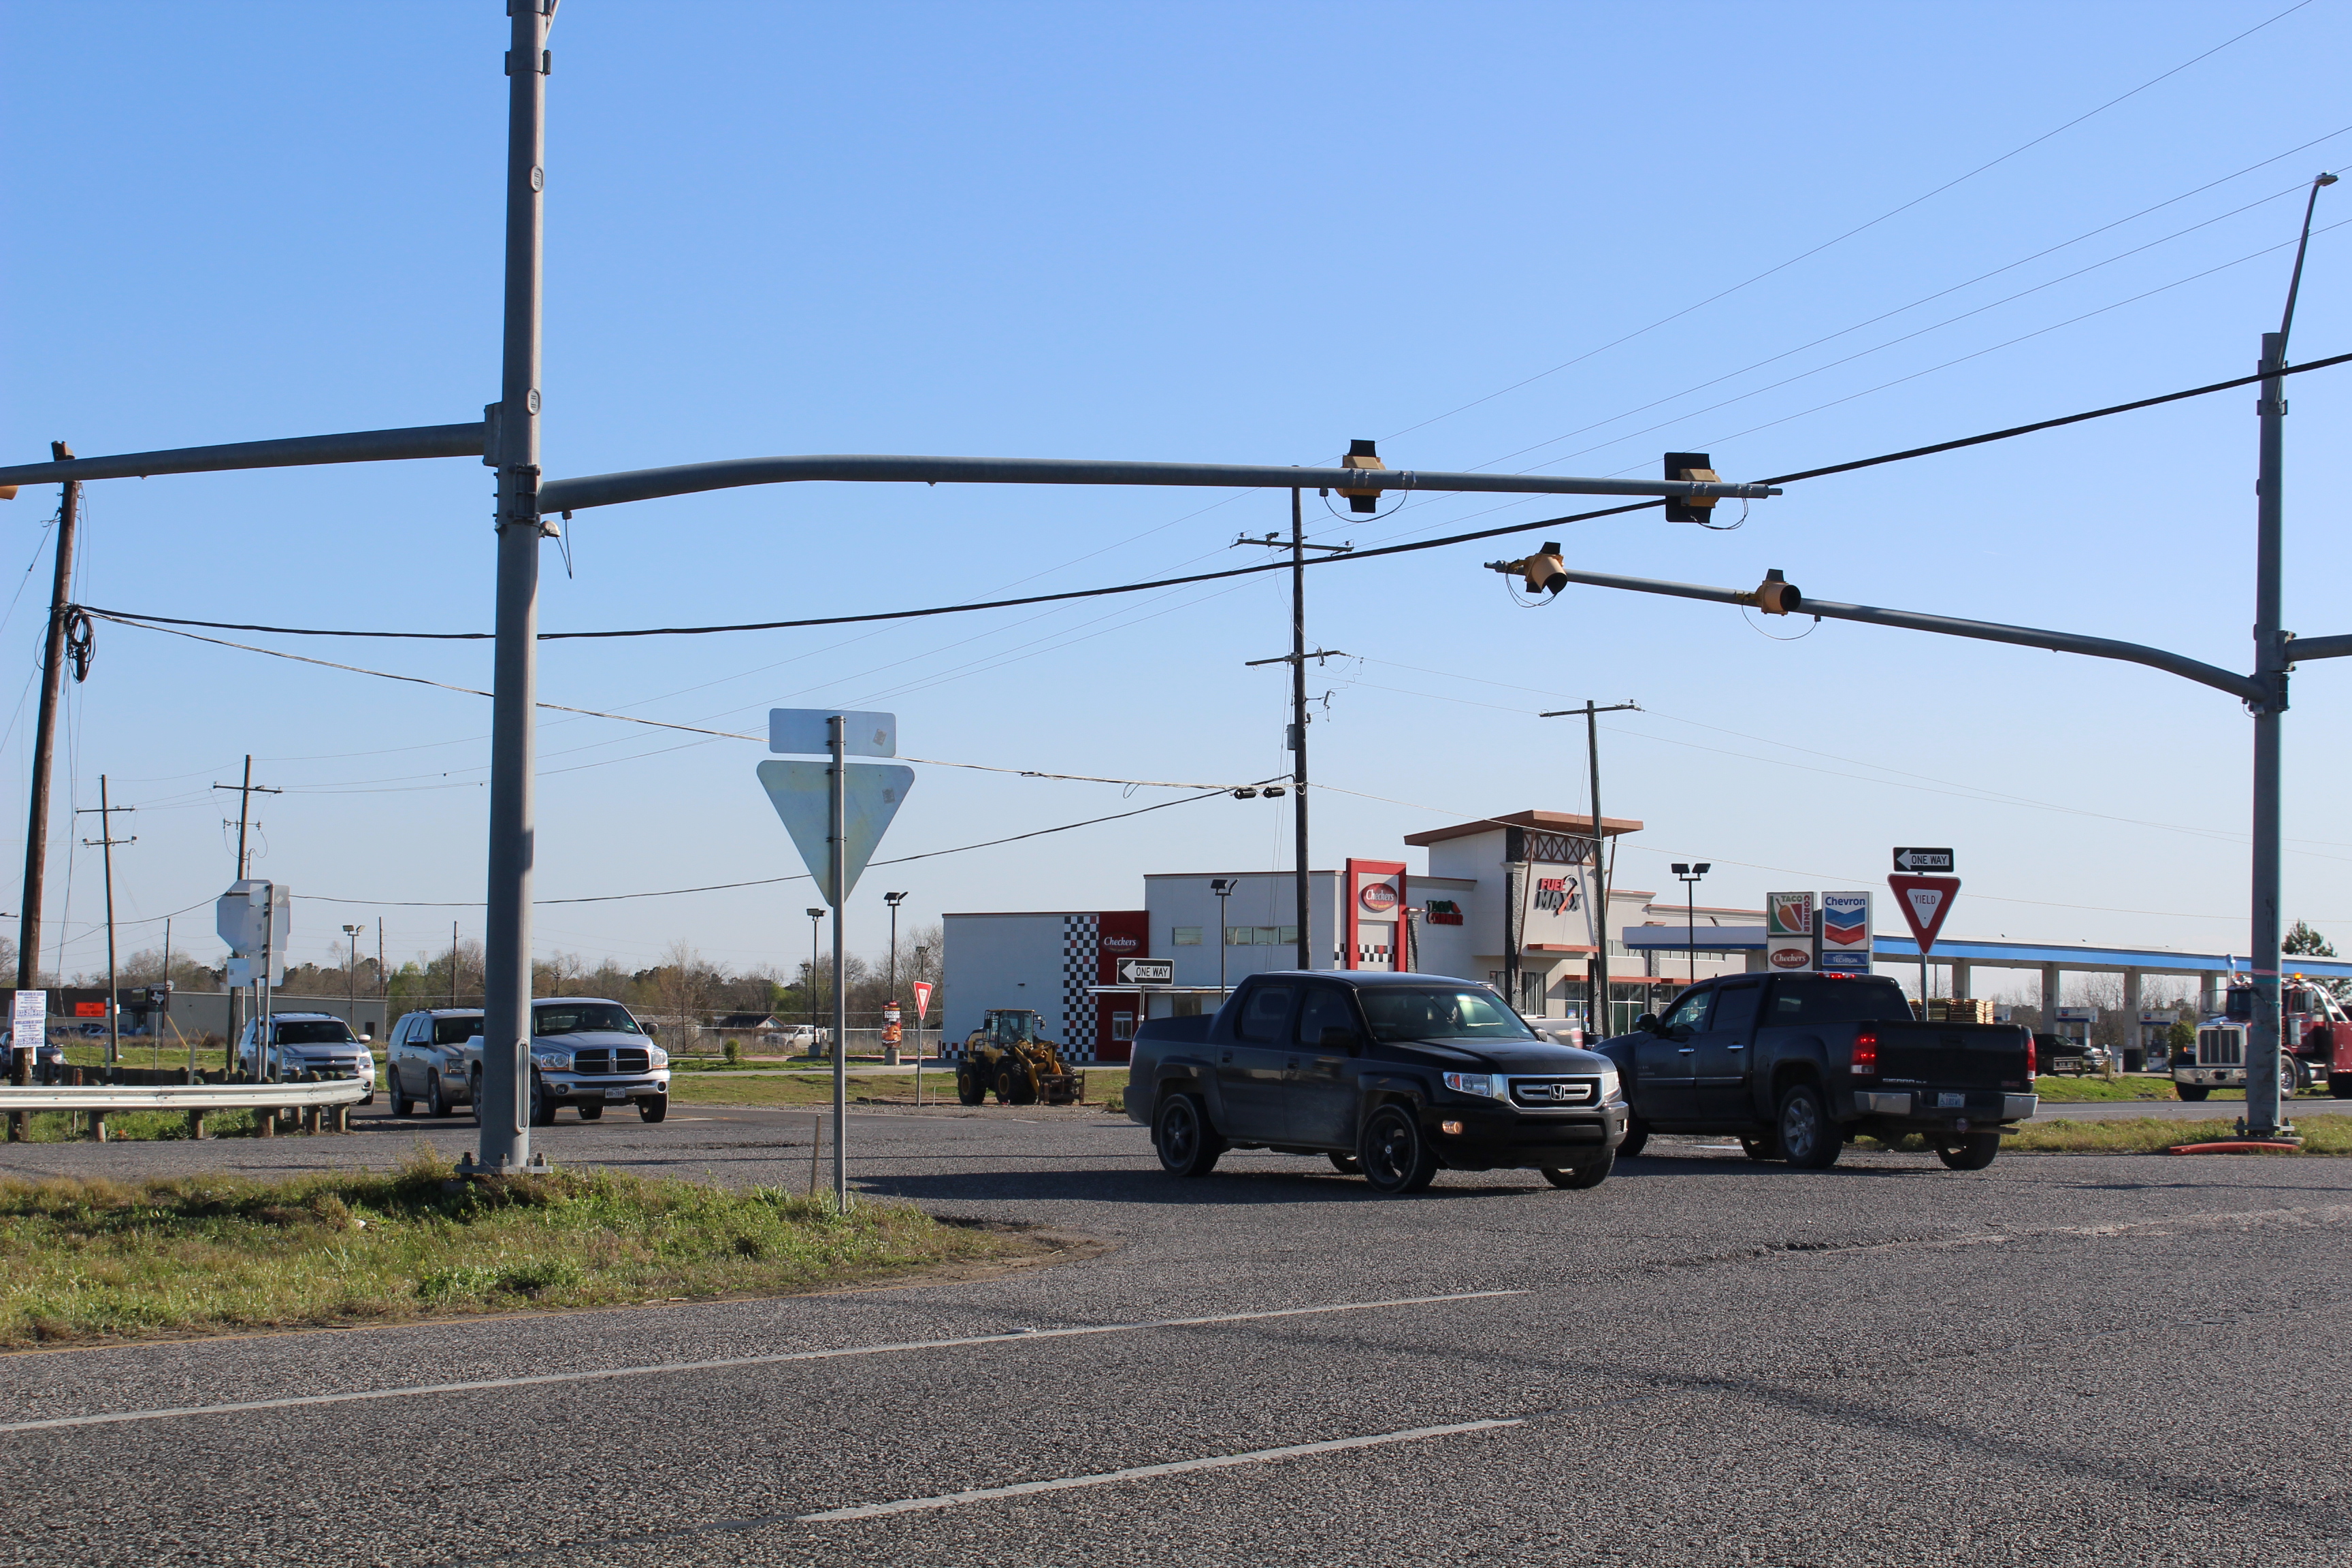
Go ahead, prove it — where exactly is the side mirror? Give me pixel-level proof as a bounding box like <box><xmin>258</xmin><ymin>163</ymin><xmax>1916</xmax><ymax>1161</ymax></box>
<box><xmin>1318</xmin><ymin>1026</ymin><xmax>1360</xmax><ymax>1052</ymax></box>
<box><xmin>1633</xmin><ymin>1012</ymin><xmax>1661</xmax><ymax>1035</ymax></box>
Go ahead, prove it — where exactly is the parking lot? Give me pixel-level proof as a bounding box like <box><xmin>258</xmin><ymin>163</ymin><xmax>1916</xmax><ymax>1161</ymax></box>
<box><xmin>3</xmin><ymin>1102</ymin><xmax>2347</xmax><ymax>1566</ymax></box>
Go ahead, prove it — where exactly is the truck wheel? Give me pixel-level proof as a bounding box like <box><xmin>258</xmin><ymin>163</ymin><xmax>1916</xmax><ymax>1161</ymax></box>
<box><xmin>1776</xmin><ymin>1083</ymin><xmax>1841</xmax><ymax>1169</ymax></box>
<box><xmin>956</xmin><ymin>1068</ymin><xmax>987</xmax><ymax>1107</ymax></box>
<box><xmin>1936</xmin><ymin>1132</ymin><xmax>2000</xmax><ymax>1171</ymax></box>
<box><xmin>2176</xmin><ymin>1085</ymin><xmax>2210</xmax><ymax>1102</ymax></box>
<box><xmin>1358</xmin><ymin>1105</ymin><xmax>1438</xmax><ymax>1194</ymax></box>
<box><xmin>428</xmin><ymin>1073</ymin><xmax>452</xmax><ymax>1118</ymax></box>
<box><xmin>468</xmin><ymin>1069</ymin><xmax>483</xmax><ymax>1122</ymax></box>
<box><xmin>2332</xmin><ymin>1075</ymin><xmax>2352</xmax><ymax>1100</ymax></box>
<box><xmin>1542</xmin><ymin>1150</ymin><xmax>1614</xmax><ymax>1190</ymax></box>
<box><xmin>387</xmin><ymin>1065</ymin><xmax>414</xmax><ymax>1117</ymax></box>
<box><xmin>1738</xmin><ymin>1131</ymin><xmax>1777</xmax><ymax>1161</ymax></box>
<box><xmin>1154</xmin><ymin>1092</ymin><xmax>1222</xmax><ymax>1177</ymax></box>
<box><xmin>638</xmin><ymin>1095</ymin><xmax>666</xmax><ymax>1124</ymax></box>
<box><xmin>1616</xmin><ymin>1117</ymin><xmax>1650</xmax><ymax>1159</ymax></box>
<box><xmin>528</xmin><ymin>1073</ymin><xmax>557</xmax><ymax>1128</ymax></box>
<box><xmin>1327</xmin><ymin>1153</ymin><xmax>1362</xmax><ymax>1175</ymax></box>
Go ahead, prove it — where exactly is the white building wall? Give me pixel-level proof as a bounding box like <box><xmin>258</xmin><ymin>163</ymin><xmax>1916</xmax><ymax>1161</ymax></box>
<box><xmin>1405</xmin><ymin>875</ymin><xmax>1479</xmax><ymax>979</ymax></box>
<box><xmin>941</xmin><ymin>913</ymin><xmax>1077</xmax><ymax>1045</ymax></box>
<box><xmin>1145</xmin><ymin>872</ymin><xmax>1338</xmax><ymax>990</ymax></box>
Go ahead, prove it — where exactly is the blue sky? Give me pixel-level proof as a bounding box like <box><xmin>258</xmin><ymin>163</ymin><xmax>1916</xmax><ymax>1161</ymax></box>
<box><xmin>3</xmin><ymin>1</ymin><xmax>2347</xmax><ymax>991</ymax></box>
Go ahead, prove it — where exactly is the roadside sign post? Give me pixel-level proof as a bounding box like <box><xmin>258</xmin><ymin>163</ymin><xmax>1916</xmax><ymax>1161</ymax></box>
<box><xmin>1820</xmin><ymin>893</ymin><xmax>1873</xmax><ymax>973</ymax></box>
<box><xmin>1765</xmin><ymin>892</ymin><xmax>1816</xmax><ymax>973</ymax></box>
<box><xmin>760</xmin><ymin>709</ymin><xmax>913</xmax><ymax>1213</ymax></box>
<box><xmin>911</xmin><ymin>981</ymin><xmax>934</xmax><ymax>1105</ymax></box>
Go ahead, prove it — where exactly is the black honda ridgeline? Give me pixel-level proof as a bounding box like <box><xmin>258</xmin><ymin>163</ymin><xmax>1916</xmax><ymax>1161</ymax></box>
<box><xmin>1128</xmin><ymin>971</ymin><xmax>1628</xmax><ymax>1194</ymax></box>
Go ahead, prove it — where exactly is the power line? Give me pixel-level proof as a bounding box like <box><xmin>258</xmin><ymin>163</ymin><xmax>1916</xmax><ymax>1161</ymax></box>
<box><xmin>78</xmin><ymin>344</ymin><xmax>2352</xmax><ymax>653</ymax></box>
<box><xmin>1373</xmin><ymin>0</ymin><xmax>2318</xmax><ymax>446</ymax></box>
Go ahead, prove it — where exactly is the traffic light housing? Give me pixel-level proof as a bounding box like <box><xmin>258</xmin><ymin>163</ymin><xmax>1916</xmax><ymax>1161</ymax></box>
<box><xmin>1522</xmin><ymin>541</ymin><xmax>1567</xmax><ymax>595</ymax></box>
<box><xmin>1663</xmin><ymin>451</ymin><xmax>1719</xmax><ymax>523</ymax></box>
<box><xmin>1752</xmin><ymin>568</ymin><xmax>1801</xmax><ymax>615</ymax></box>
<box><xmin>1337</xmin><ymin>438</ymin><xmax>1386</xmax><ymax>514</ymax></box>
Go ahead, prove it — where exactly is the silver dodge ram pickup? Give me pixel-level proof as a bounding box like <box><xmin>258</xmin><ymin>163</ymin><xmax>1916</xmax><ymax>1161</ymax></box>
<box><xmin>463</xmin><ymin>998</ymin><xmax>671</xmax><ymax>1125</ymax></box>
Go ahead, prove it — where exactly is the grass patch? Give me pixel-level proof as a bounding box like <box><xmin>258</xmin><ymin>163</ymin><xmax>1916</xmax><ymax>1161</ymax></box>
<box><xmin>0</xmin><ymin>1149</ymin><xmax>1036</xmax><ymax>1348</ymax></box>
<box><xmin>2031</xmin><ymin>1074</ymin><xmax>2195</xmax><ymax>1102</ymax></box>
<box><xmin>668</xmin><ymin>1068</ymin><xmax>1129</xmax><ymax>1111</ymax></box>
<box><xmin>4</xmin><ymin>1108</ymin><xmax>268</xmax><ymax>1143</ymax></box>
<box><xmin>2001</xmin><ymin>1114</ymin><xmax>2352</xmax><ymax>1155</ymax></box>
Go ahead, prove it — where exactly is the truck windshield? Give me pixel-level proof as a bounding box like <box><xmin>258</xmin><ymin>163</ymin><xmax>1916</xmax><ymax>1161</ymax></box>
<box><xmin>532</xmin><ymin>1003</ymin><xmax>641</xmax><ymax>1036</ymax></box>
<box><xmin>275</xmin><ymin>1021</ymin><xmax>357</xmax><ymax>1046</ymax></box>
<box><xmin>1358</xmin><ymin>987</ymin><xmax>1533</xmax><ymax>1042</ymax></box>
<box><xmin>1765</xmin><ymin>977</ymin><xmax>1910</xmax><ymax>1025</ymax></box>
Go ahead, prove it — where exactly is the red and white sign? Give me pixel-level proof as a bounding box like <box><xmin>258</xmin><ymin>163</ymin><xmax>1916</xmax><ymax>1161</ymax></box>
<box><xmin>911</xmin><ymin>981</ymin><xmax>934</xmax><ymax>1022</ymax></box>
<box><xmin>1100</xmin><ymin>932</ymin><xmax>1139</xmax><ymax>952</ymax></box>
<box><xmin>1886</xmin><ymin>875</ymin><xmax>1960</xmax><ymax>955</ymax></box>
<box><xmin>1358</xmin><ymin>883</ymin><xmax>1399</xmax><ymax>914</ymax></box>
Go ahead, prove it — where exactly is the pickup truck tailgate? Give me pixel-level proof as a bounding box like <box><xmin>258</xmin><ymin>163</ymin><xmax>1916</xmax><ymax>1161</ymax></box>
<box><xmin>1878</xmin><ymin>1021</ymin><xmax>2033</xmax><ymax>1088</ymax></box>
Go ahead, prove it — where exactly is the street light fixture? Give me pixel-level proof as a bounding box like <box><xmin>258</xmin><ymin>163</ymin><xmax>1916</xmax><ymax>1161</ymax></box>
<box><xmin>806</xmin><ymin>907</ymin><xmax>826</xmax><ymax>1056</ymax></box>
<box><xmin>1671</xmin><ymin>863</ymin><xmax>1710</xmax><ymax>984</ymax></box>
<box><xmin>1210</xmin><ymin>878</ymin><xmax>1237</xmax><ymax>999</ymax></box>
<box><xmin>884</xmin><ymin>892</ymin><xmax>907</xmax><ymax>1065</ymax></box>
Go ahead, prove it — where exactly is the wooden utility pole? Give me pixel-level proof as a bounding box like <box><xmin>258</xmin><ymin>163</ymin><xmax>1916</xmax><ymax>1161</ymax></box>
<box><xmin>76</xmin><ymin>777</ymin><xmax>135</xmax><ymax>1066</ymax></box>
<box><xmin>212</xmin><ymin>755</ymin><xmax>280</xmax><ymax>879</ymax></box>
<box><xmin>12</xmin><ymin>445</ymin><xmax>81</xmax><ymax>1137</ymax></box>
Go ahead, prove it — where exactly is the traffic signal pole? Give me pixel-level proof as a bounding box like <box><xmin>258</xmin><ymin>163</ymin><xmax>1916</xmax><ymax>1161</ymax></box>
<box><xmin>2245</xmin><ymin>327</ymin><xmax>2288</xmax><ymax>1139</ymax></box>
<box><xmin>478</xmin><ymin>0</ymin><xmax>549</xmax><ymax>1173</ymax></box>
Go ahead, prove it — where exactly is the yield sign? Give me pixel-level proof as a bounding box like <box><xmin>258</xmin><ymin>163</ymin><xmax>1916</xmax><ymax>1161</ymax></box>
<box><xmin>757</xmin><ymin>760</ymin><xmax>915</xmax><ymax>908</ymax></box>
<box><xmin>1887</xmin><ymin>874</ymin><xmax>1960</xmax><ymax>955</ymax></box>
<box><xmin>911</xmin><ymin>981</ymin><xmax>934</xmax><ymax>1022</ymax></box>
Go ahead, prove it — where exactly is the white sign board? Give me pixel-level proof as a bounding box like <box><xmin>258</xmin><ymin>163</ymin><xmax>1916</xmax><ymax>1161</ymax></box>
<box><xmin>216</xmin><ymin>879</ymin><xmax>290</xmax><ymax>987</ymax></box>
<box><xmin>769</xmin><ymin>708</ymin><xmax>898</xmax><ymax>758</ymax></box>
<box><xmin>1115</xmin><ymin>957</ymin><xmax>1175</xmax><ymax>985</ymax></box>
<box><xmin>10</xmin><ymin>990</ymin><xmax>46</xmax><ymax>1048</ymax></box>
<box><xmin>1765</xmin><ymin>891</ymin><xmax>1815</xmax><ymax>973</ymax></box>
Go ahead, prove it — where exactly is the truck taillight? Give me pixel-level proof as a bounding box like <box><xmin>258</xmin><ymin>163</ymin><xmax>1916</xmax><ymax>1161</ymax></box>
<box><xmin>1852</xmin><ymin>1029</ymin><xmax>1878</xmax><ymax>1077</ymax></box>
<box><xmin>2024</xmin><ymin>1031</ymin><xmax>2036</xmax><ymax>1077</ymax></box>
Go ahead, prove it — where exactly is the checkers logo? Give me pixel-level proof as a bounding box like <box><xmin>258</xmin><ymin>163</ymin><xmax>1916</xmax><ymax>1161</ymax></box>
<box><xmin>1358</xmin><ymin>883</ymin><xmax>1399</xmax><ymax>913</ymax></box>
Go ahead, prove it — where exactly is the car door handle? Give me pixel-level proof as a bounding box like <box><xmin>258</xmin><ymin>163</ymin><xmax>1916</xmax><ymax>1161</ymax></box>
<box><xmin>1220</xmin><ymin>1052</ymin><xmax>1232</xmax><ymax>1064</ymax></box>
<box><xmin>1677</xmin><ymin>1047</ymin><xmax>1695</xmax><ymax>1054</ymax></box>
<box><xmin>1726</xmin><ymin>1043</ymin><xmax>1744</xmax><ymax>1050</ymax></box>
<box><xmin>1286</xmin><ymin>1058</ymin><xmax>1299</xmax><ymax>1070</ymax></box>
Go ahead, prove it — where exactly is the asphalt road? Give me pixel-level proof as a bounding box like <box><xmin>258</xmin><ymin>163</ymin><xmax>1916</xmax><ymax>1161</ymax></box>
<box><xmin>3</xmin><ymin>1103</ymin><xmax>2349</xmax><ymax>1567</ymax></box>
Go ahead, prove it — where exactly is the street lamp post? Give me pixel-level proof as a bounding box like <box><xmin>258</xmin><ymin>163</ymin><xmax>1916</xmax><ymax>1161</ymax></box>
<box><xmin>1541</xmin><ymin>701</ymin><xmax>1639</xmax><ymax>1041</ymax></box>
<box><xmin>342</xmin><ymin>924</ymin><xmax>360</xmax><ymax>1033</ymax></box>
<box><xmin>1672</xmin><ymin>863</ymin><xmax>1710</xmax><ymax>985</ymax></box>
<box><xmin>1211</xmin><ymin>879</ymin><xmax>1236</xmax><ymax>998</ymax></box>
<box><xmin>884</xmin><ymin>891</ymin><xmax>906</xmax><ymax>1064</ymax></box>
<box><xmin>806</xmin><ymin>907</ymin><xmax>826</xmax><ymax>1056</ymax></box>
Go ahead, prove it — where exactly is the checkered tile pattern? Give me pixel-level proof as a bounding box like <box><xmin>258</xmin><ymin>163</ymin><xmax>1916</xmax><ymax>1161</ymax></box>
<box><xmin>1060</xmin><ymin>913</ymin><xmax>1099</xmax><ymax>1064</ymax></box>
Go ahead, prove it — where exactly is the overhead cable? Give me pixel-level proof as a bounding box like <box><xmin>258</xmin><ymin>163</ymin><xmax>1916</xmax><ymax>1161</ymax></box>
<box><xmin>78</xmin><ymin>346</ymin><xmax>2352</xmax><ymax>648</ymax></box>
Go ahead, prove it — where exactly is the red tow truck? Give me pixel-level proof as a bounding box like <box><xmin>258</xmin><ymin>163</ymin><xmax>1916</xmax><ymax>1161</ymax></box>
<box><xmin>2176</xmin><ymin>979</ymin><xmax>2352</xmax><ymax>1101</ymax></box>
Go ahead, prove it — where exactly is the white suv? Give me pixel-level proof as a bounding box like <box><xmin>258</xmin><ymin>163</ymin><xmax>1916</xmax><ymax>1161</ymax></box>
<box><xmin>463</xmin><ymin>998</ymin><xmax>671</xmax><ymax>1126</ymax></box>
<box><xmin>238</xmin><ymin>1012</ymin><xmax>376</xmax><ymax>1104</ymax></box>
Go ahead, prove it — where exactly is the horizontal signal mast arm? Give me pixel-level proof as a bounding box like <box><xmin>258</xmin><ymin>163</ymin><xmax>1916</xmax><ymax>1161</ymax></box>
<box><xmin>2289</xmin><ymin>632</ymin><xmax>2352</xmax><ymax>662</ymax></box>
<box><xmin>1546</xmin><ymin>564</ymin><xmax>2265</xmax><ymax>705</ymax></box>
<box><xmin>0</xmin><ymin>423</ymin><xmax>487</xmax><ymax>490</ymax></box>
<box><xmin>532</xmin><ymin>455</ymin><xmax>1781</xmax><ymax>515</ymax></box>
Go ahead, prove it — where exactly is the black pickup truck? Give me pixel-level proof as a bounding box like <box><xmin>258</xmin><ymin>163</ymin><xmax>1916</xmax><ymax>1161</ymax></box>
<box><xmin>1128</xmin><ymin>970</ymin><xmax>1628</xmax><ymax>1194</ymax></box>
<box><xmin>1593</xmin><ymin>972</ymin><xmax>2037</xmax><ymax>1169</ymax></box>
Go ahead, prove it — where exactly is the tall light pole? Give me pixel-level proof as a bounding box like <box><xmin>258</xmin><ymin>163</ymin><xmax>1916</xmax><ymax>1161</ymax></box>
<box><xmin>1672</xmin><ymin>862</ymin><xmax>1709</xmax><ymax>985</ymax></box>
<box><xmin>342</xmin><ymin>924</ymin><xmax>361</xmax><ymax>1031</ymax></box>
<box><xmin>2244</xmin><ymin>169</ymin><xmax>2336</xmax><ymax>1141</ymax></box>
<box><xmin>1211</xmin><ymin>879</ymin><xmax>1235</xmax><ymax>998</ymax></box>
<box><xmin>806</xmin><ymin>907</ymin><xmax>826</xmax><ymax>1051</ymax></box>
<box><xmin>1541</xmin><ymin>701</ymin><xmax>1639</xmax><ymax>1040</ymax></box>
<box><xmin>884</xmin><ymin>891</ymin><xmax>906</xmax><ymax>1065</ymax></box>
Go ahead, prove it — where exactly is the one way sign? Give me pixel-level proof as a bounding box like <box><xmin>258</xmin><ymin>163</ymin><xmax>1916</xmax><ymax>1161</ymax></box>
<box><xmin>1893</xmin><ymin>847</ymin><xmax>1954</xmax><ymax>873</ymax></box>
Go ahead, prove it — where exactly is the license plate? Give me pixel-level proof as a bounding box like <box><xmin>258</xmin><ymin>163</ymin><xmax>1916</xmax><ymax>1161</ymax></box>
<box><xmin>605</xmin><ymin>1088</ymin><xmax>627</xmax><ymax>1100</ymax></box>
<box><xmin>1938</xmin><ymin>1092</ymin><xmax>1965</xmax><ymax>1109</ymax></box>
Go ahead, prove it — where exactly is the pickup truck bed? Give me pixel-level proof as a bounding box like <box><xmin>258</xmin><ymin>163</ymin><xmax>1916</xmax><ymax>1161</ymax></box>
<box><xmin>1596</xmin><ymin>973</ymin><xmax>2036</xmax><ymax>1170</ymax></box>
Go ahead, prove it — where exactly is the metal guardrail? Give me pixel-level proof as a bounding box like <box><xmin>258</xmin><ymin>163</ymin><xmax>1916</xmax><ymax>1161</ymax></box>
<box><xmin>0</xmin><ymin>1079</ymin><xmax>366</xmax><ymax>1112</ymax></box>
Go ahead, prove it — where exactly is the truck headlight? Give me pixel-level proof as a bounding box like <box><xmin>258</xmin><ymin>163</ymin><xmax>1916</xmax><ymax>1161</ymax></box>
<box><xmin>1442</xmin><ymin>1071</ymin><xmax>1505</xmax><ymax>1100</ymax></box>
<box><xmin>1597</xmin><ymin>1066</ymin><xmax>1622</xmax><ymax>1102</ymax></box>
<box><xmin>648</xmin><ymin>1046</ymin><xmax>668</xmax><ymax>1068</ymax></box>
<box><xmin>532</xmin><ymin>1049</ymin><xmax>574</xmax><ymax>1071</ymax></box>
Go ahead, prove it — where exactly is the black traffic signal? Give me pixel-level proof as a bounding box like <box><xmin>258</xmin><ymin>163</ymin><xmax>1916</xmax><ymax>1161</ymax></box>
<box><xmin>1663</xmin><ymin>451</ymin><xmax>1719</xmax><ymax>523</ymax></box>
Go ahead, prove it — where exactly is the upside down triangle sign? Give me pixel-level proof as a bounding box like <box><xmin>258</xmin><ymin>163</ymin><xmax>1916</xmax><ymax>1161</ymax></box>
<box><xmin>1886</xmin><ymin>873</ymin><xmax>1960</xmax><ymax>955</ymax></box>
<box><xmin>758</xmin><ymin>753</ymin><xmax>915</xmax><ymax>908</ymax></box>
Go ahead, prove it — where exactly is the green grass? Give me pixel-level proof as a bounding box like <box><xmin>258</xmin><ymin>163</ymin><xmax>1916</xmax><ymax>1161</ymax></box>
<box><xmin>5</xmin><ymin>1108</ymin><xmax>268</xmax><ymax>1143</ymax></box>
<box><xmin>2031</xmin><ymin>1074</ymin><xmax>2193</xmax><ymax>1102</ymax></box>
<box><xmin>668</xmin><ymin>1066</ymin><xmax>1130</xmax><ymax>1111</ymax></box>
<box><xmin>0</xmin><ymin>1150</ymin><xmax>1035</xmax><ymax>1348</ymax></box>
<box><xmin>1999</xmin><ymin>1115</ymin><xmax>2352</xmax><ymax>1155</ymax></box>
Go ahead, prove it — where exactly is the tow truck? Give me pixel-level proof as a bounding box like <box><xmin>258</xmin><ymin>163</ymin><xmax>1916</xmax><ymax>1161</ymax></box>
<box><xmin>2176</xmin><ymin>979</ymin><xmax>2352</xmax><ymax>1101</ymax></box>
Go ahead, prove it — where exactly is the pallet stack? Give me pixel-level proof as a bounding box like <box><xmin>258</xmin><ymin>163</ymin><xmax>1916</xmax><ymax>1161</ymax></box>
<box><xmin>1925</xmin><ymin>998</ymin><xmax>1996</xmax><ymax>1024</ymax></box>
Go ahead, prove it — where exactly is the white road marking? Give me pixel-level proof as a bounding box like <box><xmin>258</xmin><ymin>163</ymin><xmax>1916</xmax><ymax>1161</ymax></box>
<box><xmin>0</xmin><ymin>1290</ymin><xmax>1524</xmax><ymax>1435</ymax></box>
<box><xmin>796</xmin><ymin>1419</ymin><xmax>1524</xmax><ymax>1521</ymax></box>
